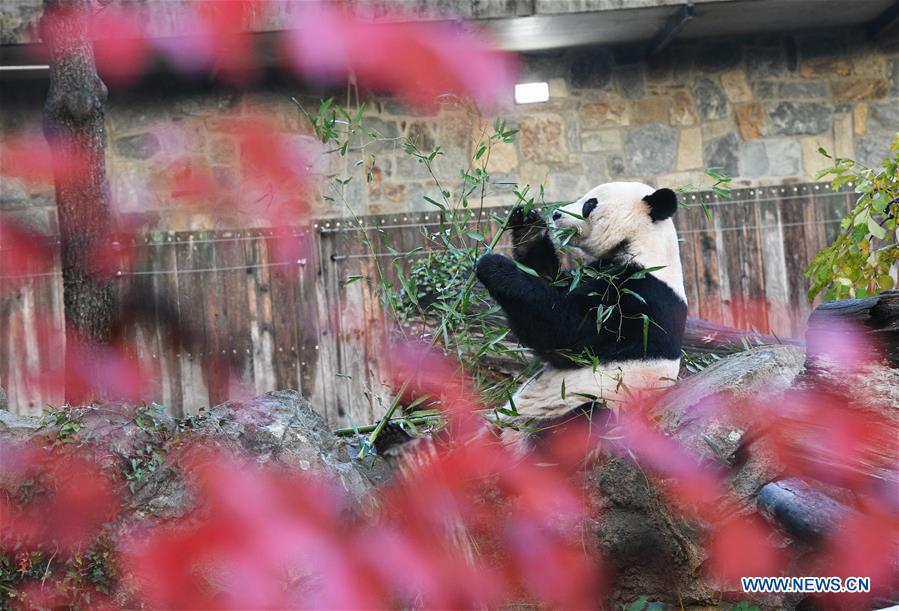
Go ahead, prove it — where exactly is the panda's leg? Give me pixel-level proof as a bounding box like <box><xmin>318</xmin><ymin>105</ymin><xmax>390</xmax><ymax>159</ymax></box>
<box><xmin>475</xmin><ymin>253</ymin><xmax>580</xmax><ymax>351</ymax></box>
<box><xmin>508</xmin><ymin>205</ymin><xmax>560</xmax><ymax>279</ymax></box>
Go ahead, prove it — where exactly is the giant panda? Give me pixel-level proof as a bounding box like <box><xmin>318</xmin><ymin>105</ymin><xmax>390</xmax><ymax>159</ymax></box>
<box><xmin>475</xmin><ymin>181</ymin><xmax>687</xmax><ymax>443</ymax></box>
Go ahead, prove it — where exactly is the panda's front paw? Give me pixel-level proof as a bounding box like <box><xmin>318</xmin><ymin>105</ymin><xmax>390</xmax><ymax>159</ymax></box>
<box><xmin>476</xmin><ymin>252</ymin><xmax>515</xmax><ymax>284</ymax></box>
<box><xmin>508</xmin><ymin>205</ymin><xmax>545</xmax><ymax>229</ymax></box>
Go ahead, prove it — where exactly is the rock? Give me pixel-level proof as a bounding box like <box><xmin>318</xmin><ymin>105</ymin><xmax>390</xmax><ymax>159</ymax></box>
<box><xmin>777</xmin><ymin>81</ymin><xmax>829</xmax><ymax>99</ymax></box>
<box><xmin>0</xmin><ymin>392</ymin><xmax>387</xmax><ymax>521</ymax></box>
<box><xmin>745</xmin><ymin>46</ymin><xmax>785</xmax><ymax>79</ymax></box>
<box><xmin>623</xmin><ymin>124</ymin><xmax>677</xmax><ymax>176</ymax></box>
<box><xmin>868</xmin><ymin>102</ymin><xmax>899</xmax><ymax>132</ymax></box>
<box><xmin>720</xmin><ymin>69</ymin><xmax>752</xmax><ymax>103</ymax></box>
<box><xmin>592</xmin><ymin>346</ymin><xmax>806</xmax><ymax>606</ymax></box>
<box><xmin>692</xmin><ymin>79</ymin><xmax>728</xmax><ymax>121</ymax></box>
<box><xmin>581</xmin><ymin>130</ymin><xmax>622</xmax><ymax>154</ymax></box>
<box><xmin>767</xmin><ymin>101</ymin><xmax>832</xmax><ymax>135</ymax></box>
<box><xmin>669</xmin><ymin>89</ymin><xmax>697</xmax><ymax>127</ymax></box>
<box><xmin>519</xmin><ymin>113</ymin><xmax>568</xmax><ymax>163</ymax></box>
<box><xmin>631</xmin><ymin>97</ymin><xmax>670</xmax><ymax>125</ymax></box>
<box><xmin>192</xmin><ymin>391</ymin><xmax>386</xmax><ymax>497</ymax></box>
<box><xmin>734</xmin><ymin>102</ymin><xmax>765</xmax><ymax>140</ymax></box>
<box><xmin>856</xmin><ymin>133</ymin><xmax>894</xmax><ymax>169</ymax></box>
<box><xmin>831</xmin><ymin>78</ymin><xmax>889</xmax><ymax>101</ymax></box>
<box><xmin>579</xmin><ymin>97</ymin><xmax>630</xmax><ymax>129</ymax></box>
<box><xmin>703</xmin><ymin>132</ymin><xmax>740</xmax><ymax>178</ymax></box>
<box><xmin>694</xmin><ymin>42</ymin><xmax>742</xmax><ymax>73</ymax></box>
<box><xmin>114</xmin><ymin>132</ymin><xmax>161</xmax><ymax>160</ymax></box>
<box><xmin>569</xmin><ymin>48</ymin><xmax>613</xmax><ymax>89</ymax></box>
<box><xmin>676</xmin><ymin>127</ymin><xmax>703</xmax><ymax>171</ymax></box>
<box><xmin>738</xmin><ymin>139</ymin><xmax>801</xmax><ymax>178</ymax></box>
<box><xmin>614</xmin><ymin>65</ymin><xmax>645</xmax><ymax>100</ymax></box>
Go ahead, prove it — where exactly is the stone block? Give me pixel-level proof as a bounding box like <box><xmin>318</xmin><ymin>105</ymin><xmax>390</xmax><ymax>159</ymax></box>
<box><xmin>720</xmin><ymin>69</ymin><xmax>753</xmax><ymax>103</ymax></box>
<box><xmin>746</xmin><ymin>47</ymin><xmax>786</xmax><ymax>79</ymax></box>
<box><xmin>676</xmin><ymin>127</ymin><xmax>703</xmax><ymax>171</ymax></box>
<box><xmin>405</xmin><ymin>121</ymin><xmax>436</xmax><ymax>153</ymax></box>
<box><xmin>115</xmin><ymin>132</ymin><xmax>161</xmax><ymax>160</ymax></box>
<box><xmin>765</xmin><ymin>139</ymin><xmax>802</xmax><ymax>176</ymax></box>
<box><xmin>208</xmin><ymin>136</ymin><xmax>237</xmax><ymax>165</ymax></box>
<box><xmin>853</xmin><ymin>104</ymin><xmax>868</xmax><ymax>136</ymax></box>
<box><xmin>734</xmin><ymin>102</ymin><xmax>765</xmax><ymax>140</ymax></box>
<box><xmin>868</xmin><ymin>101</ymin><xmax>899</xmax><ymax>132</ymax></box>
<box><xmin>801</xmin><ymin>136</ymin><xmax>833</xmax><ymax>178</ymax></box>
<box><xmin>777</xmin><ymin>81</ymin><xmax>829</xmax><ymax>98</ymax></box>
<box><xmin>754</xmin><ymin>81</ymin><xmax>777</xmax><ymax>99</ymax></box>
<box><xmin>548</xmin><ymin>78</ymin><xmax>569</xmax><ymax>98</ymax></box>
<box><xmin>581</xmin><ymin>153</ymin><xmax>611</xmax><ymax>183</ymax></box>
<box><xmin>438</xmin><ymin>112</ymin><xmax>472</xmax><ymax>151</ymax></box>
<box><xmin>519</xmin><ymin>114</ymin><xmax>567</xmax><ymax>163</ymax></box>
<box><xmin>767</xmin><ymin>102</ymin><xmax>832</xmax><ymax>135</ymax></box>
<box><xmin>579</xmin><ymin>97</ymin><xmax>630</xmax><ymax>129</ymax></box>
<box><xmin>518</xmin><ymin>162</ymin><xmax>550</xmax><ymax>188</ymax></box>
<box><xmin>856</xmin><ymin>134</ymin><xmax>894</xmax><ymax>168</ymax></box>
<box><xmin>570</xmin><ymin>48</ymin><xmax>613</xmax><ymax>89</ymax></box>
<box><xmin>831</xmin><ymin>78</ymin><xmax>889</xmax><ymax>101</ymax></box>
<box><xmin>631</xmin><ymin>97</ymin><xmax>670</xmax><ymax>125</ymax></box>
<box><xmin>669</xmin><ymin>90</ymin><xmax>697</xmax><ymax>127</ymax></box>
<box><xmin>623</xmin><ymin>124</ymin><xmax>677</xmax><ymax>176</ymax></box>
<box><xmin>544</xmin><ymin>173</ymin><xmax>588</xmax><ymax>202</ymax></box>
<box><xmin>703</xmin><ymin>132</ymin><xmax>739</xmax><ymax>178</ymax></box>
<box><xmin>581</xmin><ymin>130</ymin><xmax>623</xmax><ymax>153</ymax></box>
<box><xmin>695</xmin><ymin>42</ymin><xmax>742</xmax><ymax>73</ymax></box>
<box><xmin>737</xmin><ymin>139</ymin><xmax>800</xmax><ymax>178</ymax></box>
<box><xmin>607</xmin><ymin>154</ymin><xmax>626</xmax><ymax>177</ymax></box>
<box><xmin>484</xmin><ymin>139</ymin><xmax>519</xmax><ymax>173</ymax></box>
<box><xmin>701</xmin><ymin>119</ymin><xmax>732</xmax><ymax>142</ymax></box>
<box><xmin>614</xmin><ymin>66</ymin><xmax>645</xmax><ymax>100</ymax></box>
<box><xmin>799</xmin><ymin>57</ymin><xmax>851</xmax><ymax>78</ymax></box>
<box><xmin>849</xmin><ymin>49</ymin><xmax>888</xmax><ymax>77</ymax></box>
<box><xmin>832</xmin><ymin>113</ymin><xmax>854</xmax><ymax>159</ymax></box>
<box><xmin>692</xmin><ymin>79</ymin><xmax>728</xmax><ymax>121</ymax></box>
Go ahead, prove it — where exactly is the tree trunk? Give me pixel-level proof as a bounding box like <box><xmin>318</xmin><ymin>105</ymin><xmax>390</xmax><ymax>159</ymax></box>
<box><xmin>40</xmin><ymin>0</ymin><xmax>116</xmax><ymax>404</ymax></box>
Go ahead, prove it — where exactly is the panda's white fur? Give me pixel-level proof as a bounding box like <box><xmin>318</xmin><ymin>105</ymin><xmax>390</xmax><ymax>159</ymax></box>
<box><xmin>554</xmin><ymin>181</ymin><xmax>686</xmax><ymax>303</ymax></box>
<box><xmin>503</xmin><ymin>181</ymin><xmax>686</xmax><ymax>425</ymax></box>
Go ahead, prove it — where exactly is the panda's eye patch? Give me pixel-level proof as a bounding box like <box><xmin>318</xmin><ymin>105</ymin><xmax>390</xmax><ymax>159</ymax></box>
<box><xmin>582</xmin><ymin>198</ymin><xmax>598</xmax><ymax>218</ymax></box>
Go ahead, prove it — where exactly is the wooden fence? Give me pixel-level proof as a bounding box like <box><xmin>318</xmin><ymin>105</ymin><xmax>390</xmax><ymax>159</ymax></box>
<box><xmin>1</xmin><ymin>182</ymin><xmax>853</xmax><ymax>422</ymax></box>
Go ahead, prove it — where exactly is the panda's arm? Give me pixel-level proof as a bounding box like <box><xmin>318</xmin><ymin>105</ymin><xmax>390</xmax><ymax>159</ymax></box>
<box><xmin>508</xmin><ymin>206</ymin><xmax>560</xmax><ymax>279</ymax></box>
<box><xmin>475</xmin><ymin>253</ymin><xmax>582</xmax><ymax>348</ymax></box>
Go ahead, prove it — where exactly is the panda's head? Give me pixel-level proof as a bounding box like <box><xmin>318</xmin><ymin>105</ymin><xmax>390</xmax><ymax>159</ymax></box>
<box><xmin>552</xmin><ymin>181</ymin><xmax>685</xmax><ymax>300</ymax></box>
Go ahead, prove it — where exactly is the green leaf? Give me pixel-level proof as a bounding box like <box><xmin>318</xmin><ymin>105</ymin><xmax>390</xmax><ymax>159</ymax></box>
<box><xmin>423</xmin><ymin>196</ymin><xmax>445</xmax><ymax>210</ymax></box>
<box><xmin>515</xmin><ymin>262</ymin><xmax>540</xmax><ymax>277</ymax></box>
<box><xmin>867</xmin><ymin>216</ymin><xmax>887</xmax><ymax>240</ymax></box>
<box><xmin>560</xmin><ymin>378</ymin><xmax>566</xmax><ymax>400</ymax></box>
<box><xmin>622</xmin><ymin>288</ymin><xmax>646</xmax><ymax>304</ymax></box>
<box><xmin>642</xmin><ymin>314</ymin><xmax>650</xmax><ymax>354</ymax></box>
<box><xmin>466</xmin><ymin>230</ymin><xmax>485</xmax><ymax>242</ymax></box>
<box><xmin>626</xmin><ymin>596</ymin><xmax>649</xmax><ymax>611</ymax></box>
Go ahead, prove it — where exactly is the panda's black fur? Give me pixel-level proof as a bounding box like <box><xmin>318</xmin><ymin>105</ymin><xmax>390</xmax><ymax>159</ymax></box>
<box><xmin>475</xmin><ymin>196</ymin><xmax>687</xmax><ymax>371</ymax></box>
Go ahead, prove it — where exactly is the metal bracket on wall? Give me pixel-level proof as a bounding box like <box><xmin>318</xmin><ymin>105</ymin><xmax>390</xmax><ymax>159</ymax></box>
<box><xmin>646</xmin><ymin>1</ymin><xmax>695</xmax><ymax>58</ymax></box>
<box><xmin>867</xmin><ymin>0</ymin><xmax>899</xmax><ymax>40</ymax></box>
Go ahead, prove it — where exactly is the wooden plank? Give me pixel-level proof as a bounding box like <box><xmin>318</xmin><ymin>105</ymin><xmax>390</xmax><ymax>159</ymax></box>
<box><xmin>269</xmin><ymin>233</ymin><xmax>301</xmax><ymax>393</ymax></box>
<box><xmin>151</xmin><ymin>236</ymin><xmax>183</xmax><ymax>415</ymax></box>
<box><xmin>313</xmin><ymin>223</ymin><xmax>343</xmax><ymax>423</ymax></box>
<box><xmin>686</xmin><ymin>195</ymin><xmax>726</xmax><ymax>326</ymax></box>
<box><xmin>757</xmin><ymin>189</ymin><xmax>792</xmax><ymax>337</ymax></box>
<box><xmin>216</xmin><ymin>233</ymin><xmax>253</xmax><ymax>401</ymax></box>
<box><xmin>295</xmin><ymin>230</ymin><xmax>321</xmax><ymax>403</ymax></box>
<box><xmin>673</xmin><ymin>202</ymin><xmax>700</xmax><ymax>318</ymax></box>
<box><xmin>174</xmin><ymin>234</ymin><xmax>209</xmax><ymax>416</ymax></box>
<box><xmin>779</xmin><ymin>188</ymin><xmax>815</xmax><ymax>335</ymax></box>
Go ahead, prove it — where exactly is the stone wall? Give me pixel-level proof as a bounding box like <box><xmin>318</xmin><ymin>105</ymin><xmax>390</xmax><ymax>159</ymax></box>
<box><xmin>1</xmin><ymin>28</ymin><xmax>897</xmax><ymax>231</ymax></box>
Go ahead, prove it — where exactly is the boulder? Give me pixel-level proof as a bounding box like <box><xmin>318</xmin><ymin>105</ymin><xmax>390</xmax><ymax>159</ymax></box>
<box><xmin>0</xmin><ymin>390</ymin><xmax>387</xmax><ymax>521</ymax></box>
<box><xmin>593</xmin><ymin>345</ymin><xmax>806</xmax><ymax>607</ymax></box>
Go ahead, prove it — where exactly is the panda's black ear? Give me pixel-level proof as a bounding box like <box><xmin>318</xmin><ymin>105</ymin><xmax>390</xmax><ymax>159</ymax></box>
<box><xmin>643</xmin><ymin>188</ymin><xmax>677</xmax><ymax>222</ymax></box>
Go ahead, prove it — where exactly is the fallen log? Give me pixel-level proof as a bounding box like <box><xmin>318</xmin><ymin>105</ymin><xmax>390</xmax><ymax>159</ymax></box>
<box><xmin>806</xmin><ymin>290</ymin><xmax>899</xmax><ymax>368</ymax></box>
